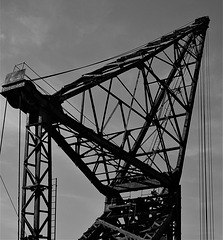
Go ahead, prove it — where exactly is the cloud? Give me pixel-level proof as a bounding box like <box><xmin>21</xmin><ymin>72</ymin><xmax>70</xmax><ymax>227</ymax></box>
<box><xmin>0</xmin><ymin>32</ymin><xmax>6</xmax><ymax>40</ymax></box>
<box><xmin>7</xmin><ymin>15</ymin><xmax>49</xmax><ymax>51</ymax></box>
<box><xmin>0</xmin><ymin>5</ymin><xmax>51</xmax><ymax>60</ymax></box>
<box><xmin>17</xmin><ymin>16</ymin><xmax>49</xmax><ymax>47</ymax></box>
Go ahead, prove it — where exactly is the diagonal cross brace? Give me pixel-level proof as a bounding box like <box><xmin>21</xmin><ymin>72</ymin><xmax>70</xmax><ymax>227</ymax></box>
<box><xmin>97</xmin><ymin>219</ymin><xmax>145</xmax><ymax>240</ymax></box>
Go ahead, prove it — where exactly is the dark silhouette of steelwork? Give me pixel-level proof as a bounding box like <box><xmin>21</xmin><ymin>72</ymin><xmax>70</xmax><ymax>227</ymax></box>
<box><xmin>1</xmin><ymin>16</ymin><xmax>209</xmax><ymax>239</ymax></box>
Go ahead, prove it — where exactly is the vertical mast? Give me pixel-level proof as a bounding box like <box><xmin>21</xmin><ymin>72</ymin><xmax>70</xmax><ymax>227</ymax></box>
<box><xmin>20</xmin><ymin>114</ymin><xmax>52</xmax><ymax>240</ymax></box>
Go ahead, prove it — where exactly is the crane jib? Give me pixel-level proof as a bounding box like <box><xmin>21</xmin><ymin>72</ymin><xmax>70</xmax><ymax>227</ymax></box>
<box><xmin>0</xmin><ymin>16</ymin><xmax>210</xmax><ymax>240</ymax></box>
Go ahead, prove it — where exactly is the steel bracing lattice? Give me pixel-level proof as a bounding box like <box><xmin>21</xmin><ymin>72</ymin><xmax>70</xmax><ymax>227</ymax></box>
<box><xmin>21</xmin><ymin>115</ymin><xmax>52</xmax><ymax>239</ymax></box>
<box><xmin>1</xmin><ymin>16</ymin><xmax>210</xmax><ymax>240</ymax></box>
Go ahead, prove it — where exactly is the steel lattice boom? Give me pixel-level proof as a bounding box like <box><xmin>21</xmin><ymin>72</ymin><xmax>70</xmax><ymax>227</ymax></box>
<box><xmin>1</xmin><ymin>16</ymin><xmax>209</xmax><ymax>240</ymax></box>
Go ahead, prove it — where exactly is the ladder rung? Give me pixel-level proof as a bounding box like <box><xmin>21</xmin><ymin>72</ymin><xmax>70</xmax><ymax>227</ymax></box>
<box><xmin>51</xmin><ymin>178</ymin><xmax>57</xmax><ymax>240</ymax></box>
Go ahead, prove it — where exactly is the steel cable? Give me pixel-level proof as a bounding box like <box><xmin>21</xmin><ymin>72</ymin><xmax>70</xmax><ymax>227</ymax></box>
<box><xmin>0</xmin><ymin>98</ymin><xmax>28</xmax><ymax>239</ymax></box>
<box><xmin>17</xmin><ymin>97</ymin><xmax>22</xmax><ymax>240</ymax></box>
<box><xmin>198</xmin><ymin>31</ymin><xmax>214</xmax><ymax>240</ymax></box>
<box><xmin>0</xmin><ymin>99</ymin><xmax>7</xmax><ymax>156</ymax></box>
<box><xmin>27</xmin><ymin>20</ymin><xmax>195</xmax><ymax>83</ymax></box>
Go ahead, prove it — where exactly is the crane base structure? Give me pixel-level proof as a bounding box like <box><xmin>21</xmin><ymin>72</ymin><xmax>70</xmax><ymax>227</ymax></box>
<box><xmin>1</xmin><ymin>16</ymin><xmax>210</xmax><ymax>240</ymax></box>
<box><xmin>80</xmin><ymin>186</ymin><xmax>181</xmax><ymax>239</ymax></box>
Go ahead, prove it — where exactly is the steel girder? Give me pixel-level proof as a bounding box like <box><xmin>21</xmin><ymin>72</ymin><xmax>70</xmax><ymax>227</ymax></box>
<box><xmin>1</xmin><ymin>16</ymin><xmax>209</xmax><ymax>240</ymax></box>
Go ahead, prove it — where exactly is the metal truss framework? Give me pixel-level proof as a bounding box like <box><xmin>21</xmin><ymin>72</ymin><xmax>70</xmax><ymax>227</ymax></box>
<box><xmin>79</xmin><ymin>186</ymin><xmax>181</xmax><ymax>240</ymax></box>
<box><xmin>1</xmin><ymin>16</ymin><xmax>209</xmax><ymax>240</ymax></box>
<box><xmin>21</xmin><ymin>115</ymin><xmax>52</xmax><ymax>240</ymax></box>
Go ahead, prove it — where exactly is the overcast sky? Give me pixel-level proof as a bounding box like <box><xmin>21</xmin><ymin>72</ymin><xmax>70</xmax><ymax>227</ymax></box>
<box><xmin>0</xmin><ymin>0</ymin><xmax>222</xmax><ymax>239</ymax></box>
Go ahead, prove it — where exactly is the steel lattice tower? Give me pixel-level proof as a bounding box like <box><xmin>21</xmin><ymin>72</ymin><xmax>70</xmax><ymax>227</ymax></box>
<box><xmin>1</xmin><ymin>16</ymin><xmax>209</xmax><ymax>240</ymax></box>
